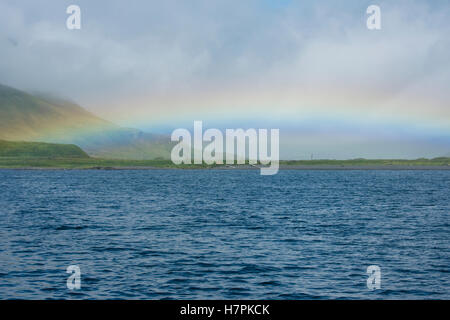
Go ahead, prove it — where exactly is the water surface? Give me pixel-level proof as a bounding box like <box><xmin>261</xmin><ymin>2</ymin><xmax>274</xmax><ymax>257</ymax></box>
<box><xmin>0</xmin><ymin>169</ymin><xmax>449</xmax><ymax>299</ymax></box>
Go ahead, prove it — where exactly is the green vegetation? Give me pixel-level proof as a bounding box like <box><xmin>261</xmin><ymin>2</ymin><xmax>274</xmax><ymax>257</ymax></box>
<box><xmin>0</xmin><ymin>157</ymin><xmax>206</xmax><ymax>169</ymax></box>
<box><xmin>0</xmin><ymin>156</ymin><xmax>448</xmax><ymax>169</ymax></box>
<box><xmin>281</xmin><ymin>158</ymin><xmax>450</xmax><ymax>166</ymax></box>
<box><xmin>0</xmin><ymin>140</ymin><xmax>89</xmax><ymax>158</ymax></box>
<box><xmin>0</xmin><ymin>137</ymin><xmax>448</xmax><ymax>169</ymax></box>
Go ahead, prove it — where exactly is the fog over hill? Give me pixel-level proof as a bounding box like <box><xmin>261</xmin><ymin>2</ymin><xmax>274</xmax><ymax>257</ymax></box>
<box><xmin>0</xmin><ymin>84</ymin><xmax>171</xmax><ymax>159</ymax></box>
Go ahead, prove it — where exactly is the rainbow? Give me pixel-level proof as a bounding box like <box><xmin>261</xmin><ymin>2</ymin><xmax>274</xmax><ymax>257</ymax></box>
<box><xmin>90</xmin><ymin>83</ymin><xmax>450</xmax><ymax>139</ymax></box>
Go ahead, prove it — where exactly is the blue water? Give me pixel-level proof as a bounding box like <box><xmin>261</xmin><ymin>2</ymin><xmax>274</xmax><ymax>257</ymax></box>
<box><xmin>0</xmin><ymin>169</ymin><xmax>449</xmax><ymax>299</ymax></box>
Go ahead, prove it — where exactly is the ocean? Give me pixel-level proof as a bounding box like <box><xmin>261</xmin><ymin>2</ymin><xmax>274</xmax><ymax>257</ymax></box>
<box><xmin>0</xmin><ymin>169</ymin><xmax>448</xmax><ymax>299</ymax></box>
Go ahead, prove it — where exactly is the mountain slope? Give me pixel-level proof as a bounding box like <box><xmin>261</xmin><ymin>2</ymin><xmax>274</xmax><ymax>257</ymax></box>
<box><xmin>0</xmin><ymin>140</ymin><xmax>89</xmax><ymax>158</ymax></box>
<box><xmin>0</xmin><ymin>84</ymin><xmax>171</xmax><ymax>159</ymax></box>
<box><xmin>0</xmin><ymin>84</ymin><xmax>111</xmax><ymax>140</ymax></box>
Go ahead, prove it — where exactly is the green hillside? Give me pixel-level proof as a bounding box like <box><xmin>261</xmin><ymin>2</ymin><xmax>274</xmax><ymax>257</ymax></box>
<box><xmin>0</xmin><ymin>84</ymin><xmax>172</xmax><ymax>159</ymax></box>
<box><xmin>0</xmin><ymin>84</ymin><xmax>110</xmax><ymax>141</ymax></box>
<box><xmin>0</xmin><ymin>140</ymin><xmax>89</xmax><ymax>158</ymax></box>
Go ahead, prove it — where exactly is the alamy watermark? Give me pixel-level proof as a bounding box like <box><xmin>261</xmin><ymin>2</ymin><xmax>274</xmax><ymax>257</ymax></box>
<box><xmin>367</xmin><ymin>265</ymin><xmax>381</xmax><ymax>290</ymax></box>
<box><xmin>66</xmin><ymin>5</ymin><xmax>81</xmax><ymax>30</ymax></box>
<box><xmin>171</xmin><ymin>121</ymin><xmax>279</xmax><ymax>175</ymax></box>
<box><xmin>367</xmin><ymin>5</ymin><xmax>381</xmax><ymax>30</ymax></box>
<box><xmin>66</xmin><ymin>265</ymin><xmax>81</xmax><ymax>290</ymax></box>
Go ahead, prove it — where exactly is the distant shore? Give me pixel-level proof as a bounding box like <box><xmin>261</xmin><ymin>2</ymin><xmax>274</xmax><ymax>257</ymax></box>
<box><xmin>1</xmin><ymin>157</ymin><xmax>449</xmax><ymax>170</ymax></box>
<box><xmin>3</xmin><ymin>165</ymin><xmax>450</xmax><ymax>170</ymax></box>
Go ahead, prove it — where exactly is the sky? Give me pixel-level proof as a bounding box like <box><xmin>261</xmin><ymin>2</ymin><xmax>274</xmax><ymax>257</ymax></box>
<box><xmin>0</xmin><ymin>0</ymin><xmax>449</xmax><ymax>159</ymax></box>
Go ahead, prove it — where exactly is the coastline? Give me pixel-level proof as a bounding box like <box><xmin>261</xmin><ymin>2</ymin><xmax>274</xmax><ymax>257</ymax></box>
<box><xmin>1</xmin><ymin>157</ymin><xmax>449</xmax><ymax>171</ymax></box>
<box><xmin>2</xmin><ymin>164</ymin><xmax>450</xmax><ymax>170</ymax></box>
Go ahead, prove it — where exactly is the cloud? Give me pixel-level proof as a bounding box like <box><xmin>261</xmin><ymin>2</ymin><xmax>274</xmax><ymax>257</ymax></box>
<box><xmin>0</xmin><ymin>1</ymin><xmax>445</xmax><ymax>95</ymax></box>
<box><xmin>0</xmin><ymin>0</ymin><xmax>449</xmax><ymax>158</ymax></box>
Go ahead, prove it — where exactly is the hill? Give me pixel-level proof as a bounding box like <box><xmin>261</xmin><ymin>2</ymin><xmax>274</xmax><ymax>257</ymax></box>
<box><xmin>0</xmin><ymin>84</ymin><xmax>171</xmax><ymax>159</ymax></box>
<box><xmin>0</xmin><ymin>140</ymin><xmax>89</xmax><ymax>158</ymax></box>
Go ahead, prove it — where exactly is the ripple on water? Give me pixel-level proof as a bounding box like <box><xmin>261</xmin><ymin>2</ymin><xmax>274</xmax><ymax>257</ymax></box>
<box><xmin>0</xmin><ymin>169</ymin><xmax>448</xmax><ymax>299</ymax></box>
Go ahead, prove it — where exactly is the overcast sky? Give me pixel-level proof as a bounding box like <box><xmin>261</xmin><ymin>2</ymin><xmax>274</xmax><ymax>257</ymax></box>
<box><xmin>0</xmin><ymin>0</ymin><xmax>449</xmax><ymax>158</ymax></box>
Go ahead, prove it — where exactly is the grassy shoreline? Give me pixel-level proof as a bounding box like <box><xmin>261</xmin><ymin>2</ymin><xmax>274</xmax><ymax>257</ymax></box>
<box><xmin>0</xmin><ymin>157</ymin><xmax>449</xmax><ymax>169</ymax></box>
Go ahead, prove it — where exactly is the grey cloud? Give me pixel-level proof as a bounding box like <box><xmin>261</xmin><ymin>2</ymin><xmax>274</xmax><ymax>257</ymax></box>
<box><xmin>0</xmin><ymin>0</ymin><xmax>448</xmax><ymax>109</ymax></box>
